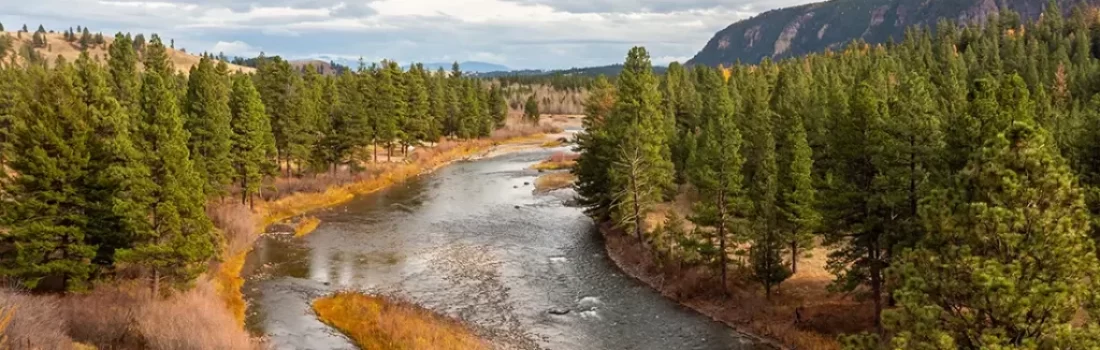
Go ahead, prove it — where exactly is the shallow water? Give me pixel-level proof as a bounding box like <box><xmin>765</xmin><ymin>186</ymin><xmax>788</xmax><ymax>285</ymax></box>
<box><xmin>242</xmin><ymin>147</ymin><xmax>766</xmax><ymax>350</ymax></box>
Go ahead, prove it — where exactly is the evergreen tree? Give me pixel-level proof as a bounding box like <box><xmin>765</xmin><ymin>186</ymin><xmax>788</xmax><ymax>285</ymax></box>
<box><xmin>1</xmin><ymin>61</ymin><xmax>97</xmax><ymax>291</ymax></box>
<box><xmin>822</xmin><ymin>62</ymin><xmax>893</xmax><ymax>332</ymax></box>
<box><xmin>523</xmin><ymin>93</ymin><xmax>540</xmax><ymax>124</ymax></box>
<box><xmin>606</xmin><ymin>47</ymin><xmax>675</xmax><ymax>243</ymax></box>
<box><xmin>229</xmin><ymin>75</ymin><xmax>270</xmax><ymax>207</ymax></box>
<box><xmin>488</xmin><ymin>83</ymin><xmax>508</xmax><ymax>129</ymax></box>
<box><xmin>773</xmin><ymin>63</ymin><xmax>819</xmax><ymax>274</ymax></box>
<box><xmin>574</xmin><ymin>76</ymin><xmax>617</xmax><ymax>219</ymax></box>
<box><xmin>118</xmin><ymin>37</ymin><xmax>215</xmax><ymax>295</ymax></box>
<box><xmin>255</xmin><ymin>56</ymin><xmax>297</xmax><ymax>175</ymax></box>
<box><xmin>886</xmin><ymin>121</ymin><xmax>1100</xmax><ymax>348</ymax></box>
<box><xmin>183</xmin><ymin>57</ymin><xmax>233</xmax><ymax>196</ymax></box>
<box><xmin>689</xmin><ymin>67</ymin><xmax>748</xmax><ymax>294</ymax></box>
<box><xmin>288</xmin><ymin>71</ymin><xmax>320</xmax><ymax>174</ymax></box>
<box><xmin>374</xmin><ymin>60</ymin><xmax>405</xmax><ymax>160</ymax></box>
<box><xmin>426</xmin><ymin>69</ymin><xmax>447</xmax><ymax>142</ymax></box>
<box><xmin>403</xmin><ymin>63</ymin><xmax>430</xmax><ymax>153</ymax></box>
<box><xmin>458</xmin><ymin>79</ymin><xmax>482</xmax><ymax>139</ymax></box>
<box><xmin>74</xmin><ymin>52</ymin><xmax>153</xmax><ymax>269</ymax></box>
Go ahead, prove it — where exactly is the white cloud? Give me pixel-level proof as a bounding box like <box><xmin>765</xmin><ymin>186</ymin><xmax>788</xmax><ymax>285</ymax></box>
<box><xmin>211</xmin><ymin>40</ymin><xmax>261</xmax><ymax>56</ymax></box>
<box><xmin>2</xmin><ymin>0</ymin><xmax>819</xmax><ymax>69</ymax></box>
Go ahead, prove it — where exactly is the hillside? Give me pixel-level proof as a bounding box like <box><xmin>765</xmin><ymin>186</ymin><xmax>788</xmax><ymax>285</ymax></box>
<box><xmin>289</xmin><ymin>59</ymin><xmax>345</xmax><ymax>75</ymax></box>
<box><xmin>688</xmin><ymin>0</ymin><xmax>1099</xmax><ymax>66</ymax></box>
<box><xmin>3</xmin><ymin>31</ymin><xmax>253</xmax><ymax>74</ymax></box>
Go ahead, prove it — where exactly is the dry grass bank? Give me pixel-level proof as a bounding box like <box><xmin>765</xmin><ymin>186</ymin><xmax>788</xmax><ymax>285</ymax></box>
<box><xmin>313</xmin><ymin>292</ymin><xmax>488</xmax><ymax>350</ymax></box>
<box><xmin>0</xmin><ymin>280</ymin><xmax>259</xmax><ymax>350</ymax></box>
<box><xmin>534</xmin><ymin>172</ymin><xmax>577</xmax><ymax>193</ymax></box>
<box><xmin>294</xmin><ymin>217</ymin><xmax>322</xmax><ymax>238</ymax></box>
<box><xmin>530</xmin><ymin>151</ymin><xmax>578</xmax><ymax>171</ymax></box>
<box><xmin>602</xmin><ymin>221</ymin><xmax>875</xmax><ymax>350</ymax></box>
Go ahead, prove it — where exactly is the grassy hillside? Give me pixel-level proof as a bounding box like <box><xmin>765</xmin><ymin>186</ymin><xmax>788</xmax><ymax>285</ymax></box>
<box><xmin>2</xmin><ymin>31</ymin><xmax>254</xmax><ymax>74</ymax></box>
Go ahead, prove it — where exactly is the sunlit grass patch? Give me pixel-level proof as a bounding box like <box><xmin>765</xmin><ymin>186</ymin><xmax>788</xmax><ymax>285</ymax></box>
<box><xmin>534</xmin><ymin>172</ymin><xmax>577</xmax><ymax>193</ymax></box>
<box><xmin>313</xmin><ymin>292</ymin><xmax>487</xmax><ymax>350</ymax></box>
<box><xmin>294</xmin><ymin>217</ymin><xmax>322</xmax><ymax>238</ymax></box>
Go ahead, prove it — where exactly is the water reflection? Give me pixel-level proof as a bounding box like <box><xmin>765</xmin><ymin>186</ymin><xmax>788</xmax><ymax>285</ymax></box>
<box><xmin>243</xmin><ymin>147</ymin><xmax>765</xmax><ymax>350</ymax></box>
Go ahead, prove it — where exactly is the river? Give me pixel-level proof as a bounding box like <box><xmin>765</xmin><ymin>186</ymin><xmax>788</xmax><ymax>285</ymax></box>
<box><xmin>241</xmin><ymin>146</ymin><xmax>766</xmax><ymax>350</ymax></box>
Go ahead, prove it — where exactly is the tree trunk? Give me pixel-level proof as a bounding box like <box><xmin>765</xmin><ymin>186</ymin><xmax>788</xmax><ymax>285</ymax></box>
<box><xmin>631</xmin><ymin>170</ymin><xmax>643</xmax><ymax>245</ymax></box>
<box><xmin>387</xmin><ymin>144</ymin><xmax>392</xmax><ymax>162</ymax></box>
<box><xmin>871</xmin><ymin>237</ymin><xmax>883</xmax><ymax>335</ymax></box>
<box><xmin>790</xmin><ymin>241</ymin><xmax>798</xmax><ymax>274</ymax></box>
<box><xmin>373</xmin><ymin>143</ymin><xmax>378</xmax><ymax>163</ymax></box>
<box><xmin>152</xmin><ymin>269</ymin><xmax>160</xmax><ymax>297</ymax></box>
<box><xmin>240</xmin><ymin>178</ymin><xmax>247</xmax><ymax>205</ymax></box>
<box><xmin>718</xmin><ymin>188</ymin><xmax>728</xmax><ymax>296</ymax></box>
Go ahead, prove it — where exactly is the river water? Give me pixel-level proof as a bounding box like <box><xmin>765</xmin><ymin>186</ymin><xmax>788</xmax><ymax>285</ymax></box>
<box><xmin>241</xmin><ymin>147</ymin><xmax>765</xmax><ymax>350</ymax></box>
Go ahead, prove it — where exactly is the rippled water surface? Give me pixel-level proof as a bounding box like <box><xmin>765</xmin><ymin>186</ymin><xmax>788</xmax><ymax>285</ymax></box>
<box><xmin>242</xmin><ymin>147</ymin><xmax>765</xmax><ymax>350</ymax></box>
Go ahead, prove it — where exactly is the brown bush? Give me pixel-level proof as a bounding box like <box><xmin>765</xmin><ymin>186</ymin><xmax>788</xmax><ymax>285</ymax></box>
<box><xmin>207</xmin><ymin>202</ymin><xmax>259</xmax><ymax>256</ymax></box>
<box><xmin>64</xmin><ymin>283</ymin><xmax>146</xmax><ymax>348</ymax></box>
<box><xmin>135</xmin><ymin>280</ymin><xmax>257</xmax><ymax>350</ymax></box>
<box><xmin>0</xmin><ymin>289</ymin><xmax>72</xmax><ymax>350</ymax></box>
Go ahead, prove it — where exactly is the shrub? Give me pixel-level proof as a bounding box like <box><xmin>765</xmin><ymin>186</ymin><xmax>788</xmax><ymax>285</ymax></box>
<box><xmin>0</xmin><ymin>289</ymin><xmax>72</xmax><ymax>349</ymax></box>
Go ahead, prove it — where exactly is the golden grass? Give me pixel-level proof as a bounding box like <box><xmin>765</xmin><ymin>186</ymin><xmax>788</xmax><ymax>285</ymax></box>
<box><xmin>313</xmin><ymin>292</ymin><xmax>487</xmax><ymax>350</ymax></box>
<box><xmin>213</xmin><ymin>251</ymin><xmax>250</xmax><ymax>327</ymax></box>
<box><xmin>540</xmin><ymin>139</ymin><xmax>565</xmax><ymax>148</ymax></box>
<box><xmin>530</xmin><ymin>151</ymin><xmax>579</xmax><ymax>171</ymax></box>
<box><xmin>4</xmin><ymin>31</ymin><xmax>254</xmax><ymax>74</ymax></box>
<box><xmin>294</xmin><ymin>217</ymin><xmax>322</xmax><ymax>238</ymax></box>
<box><xmin>0</xmin><ymin>305</ymin><xmax>13</xmax><ymax>348</ymax></box>
<box><xmin>534</xmin><ymin>172</ymin><xmax>577</xmax><ymax>193</ymax></box>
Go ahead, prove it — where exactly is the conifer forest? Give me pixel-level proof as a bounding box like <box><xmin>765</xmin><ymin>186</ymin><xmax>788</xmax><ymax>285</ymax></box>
<box><xmin>7</xmin><ymin>1</ymin><xmax>1100</xmax><ymax>349</ymax></box>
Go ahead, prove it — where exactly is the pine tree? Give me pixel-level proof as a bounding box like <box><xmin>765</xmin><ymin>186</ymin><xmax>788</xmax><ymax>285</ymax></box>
<box><xmin>74</xmin><ymin>52</ymin><xmax>154</xmax><ymax>268</ymax></box>
<box><xmin>255</xmin><ymin>56</ymin><xmax>297</xmax><ymax>175</ymax></box>
<box><xmin>79</xmin><ymin>28</ymin><xmax>91</xmax><ymax>50</ymax></box>
<box><xmin>689</xmin><ymin>67</ymin><xmax>748</xmax><ymax>294</ymax></box>
<box><xmin>118</xmin><ymin>36</ymin><xmax>215</xmax><ymax>295</ymax></box>
<box><xmin>606</xmin><ymin>47</ymin><xmax>675</xmax><ymax>243</ymax></box>
<box><xmin>229</xmin><ymin>75</ymin><xmax>270</xmax><ymax>207</ymax></box>
<box><xmin>665</xmin><ymin>62</ymin><xmax>700</xmax><ymax>183</ymax></box>
<box><xmin>403</xmin><ymin>63</ymin><xmax>430</xmax><ymax>153</ymax></box>
<box><xmin>184</xmin><ymin>56</ymin><xmax>233</xmax><ymax>197</ymax></box>
<box><xmin>426</xmin><ymin>69</ymin><xmax>447</xmax><ymax>142</ymax></box>
<box><xmin>488</xmin><ymin>83</ymin><xmax>508</xmax><ymax>129</ymax></box>
<box><xmin>574</xmin><ymin>76</ymin><xmax>617</xmax><ymax>219</ymax></box>
<box><xmin>773</xmin><ymin>63</ymin><xmax>819</xmax><ymax>274</ymax></box>
<box><xmin>523</xmin><ymin>93</ymin><xmax>539</xmax><ymax>124</ymax></box>
<box><xmin>886</xmin><ymin>121</ymin><xmax>1100</xmax><ymax>348</ymax></box>
<box><xmin>458</xmin><ymin>79</ymin><xmax>482</xmax><ymax>139</ymax></box>
<box><xmin>288</xmin><ymin>71</ymin><xmax>320</xmax><ymax>174</ymax></box>
<box><xmin>1</xmin><ymin>61</ymin><xmax>97</xmax><ymax>291</ymax></box>
<box><xmin>374</xmin><ymin>60</ymin><xmax>405</xmax><ymax>160</ymax></box>
<box><xmin>822</xmin><ymin>63</ymin><xmax>893</xmax><ymax>332</ymax></box>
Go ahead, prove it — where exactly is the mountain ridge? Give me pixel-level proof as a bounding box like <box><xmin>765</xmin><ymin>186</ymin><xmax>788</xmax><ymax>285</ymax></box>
<box><xmin>688</xmin><ymin>0</ymin><xmax>1099</xmax><ymax>66</ymax></box>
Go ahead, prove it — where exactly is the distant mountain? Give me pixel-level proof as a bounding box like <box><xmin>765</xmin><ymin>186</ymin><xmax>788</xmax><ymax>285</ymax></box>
<box><xmin>417</xmin><ymin>61</ymin><xmax>510</xmax><ymax>73</ymax></box>
<box><xmin>689</xmin><ymin>0</ymin><xmax>1098</xmax><ymax>66</ymax></box>
<box><xmin>476</xmin><ymin>64</ymin><xmax>668</xmax><ymax>78</ymax></box>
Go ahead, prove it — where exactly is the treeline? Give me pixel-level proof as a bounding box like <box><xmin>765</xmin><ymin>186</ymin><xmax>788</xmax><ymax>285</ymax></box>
<box><xmin>576</xmin><ymin>2</ymin><xmax>1100</xmax><ymax>347</ymax></box>
<box><xmin>0</xmin><ymin>32</ymin><xmax>509</xmax><ymax>294</ymax></box>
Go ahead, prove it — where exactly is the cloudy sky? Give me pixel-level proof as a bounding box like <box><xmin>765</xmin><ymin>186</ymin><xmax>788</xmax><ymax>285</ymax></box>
<box><xmin>1</xmin><ymin>0</ymin><xmax>816</xmax><ymax>69</ymax></box>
